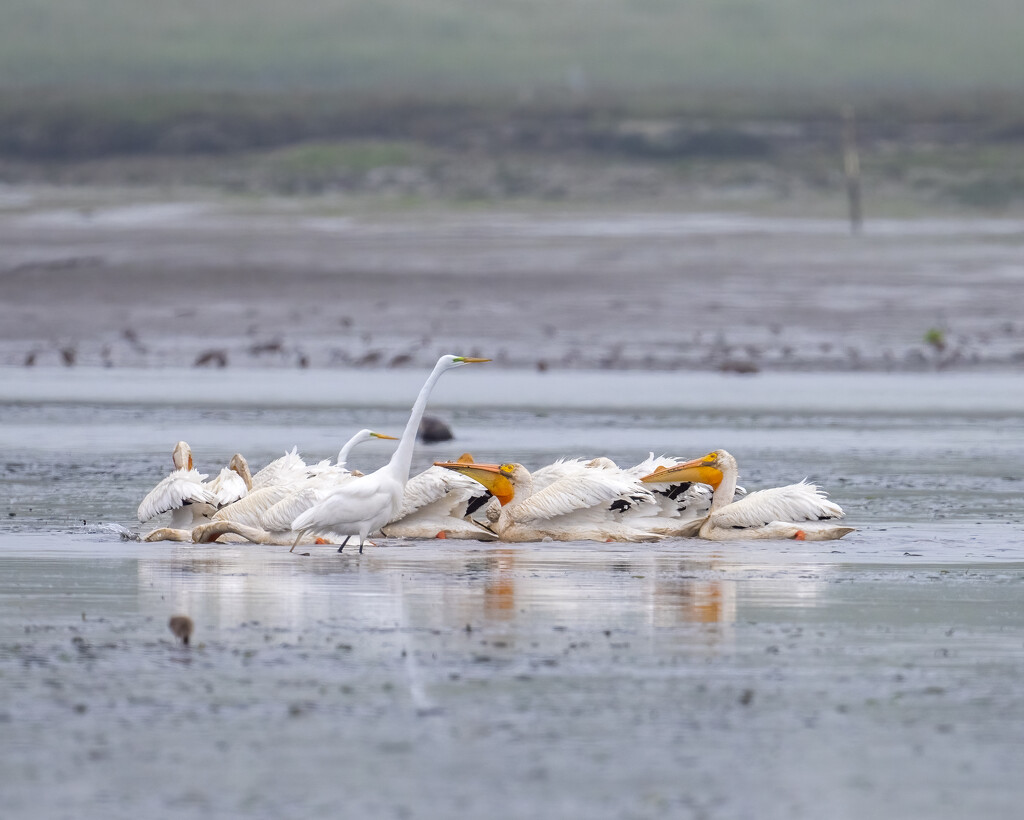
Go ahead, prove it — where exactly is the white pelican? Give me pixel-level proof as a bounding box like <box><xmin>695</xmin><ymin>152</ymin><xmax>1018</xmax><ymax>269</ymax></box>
<box><xmin>641</xmin><ymin>449</ymin><xmax>854</xmax><ymax>541</ymax></box>
<box><xmin>623</xmin><ymin>453</ymin><xmax>735</xmax><ymax>537</ymax></box>
<box><xmin>380</xmin><ymin>454</ymin><xmax>498</xmax><ymax>541</ymax></box>
<box><xmin>435</xmin><ymin>459</ymin><xmax>663</xmax><ymax>543</ymax></box>
<box><xmin>289</xmin><ymin>355</ymin><xmax>490</xmax><ymax>553</ymax></box>
<box><xmin>500</xmin><ymin>454</ymin><xmax>714</xmax><ymax>538</ymax></box>
<box><xmin>138</xmin><ymin>443</ymin><xmax>251</xmax><ymax>541</ymax></box>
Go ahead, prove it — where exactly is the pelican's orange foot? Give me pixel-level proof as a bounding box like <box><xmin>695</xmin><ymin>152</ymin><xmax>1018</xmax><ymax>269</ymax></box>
<box><xmin>435</xmin><ymin>531</ymin><xmax>447</xmax><ymax>539</ymax></box>
<box><xmin>793</xmin><ymin>530</ymin><xmax>806</xmax><ymax>540</ymax></box>
<box><xmin>315</xmin><ymin>537</ymin><xmax>330</xmax><ymax>545</ymax></box>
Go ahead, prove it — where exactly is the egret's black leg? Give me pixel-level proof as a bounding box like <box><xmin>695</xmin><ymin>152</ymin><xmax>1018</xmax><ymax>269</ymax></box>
<box><xmin>337</xmin><ymin>536</ymin><xmax>350</xmax><ymax>554</ymax></box>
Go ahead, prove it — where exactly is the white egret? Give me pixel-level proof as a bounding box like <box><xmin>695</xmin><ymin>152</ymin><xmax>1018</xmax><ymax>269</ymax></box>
<box><xmin>290</xmin><ymin>355</ymin><xmax>490</xmax><ymax>553</ymax></box>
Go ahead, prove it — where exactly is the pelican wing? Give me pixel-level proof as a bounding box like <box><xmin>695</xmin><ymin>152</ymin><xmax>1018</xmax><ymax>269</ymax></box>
<box><xmin>712</xmin><ymin>481</ymin><xmax>844</xmax><ymax>530</ymax></box>
<box><xmin>384</xmin><ymin>486</ymin><xmax>498</xmax><ymax>540</ymax></box>
<box><xmin>508</xmin><ymin>467</ymin><xmax>653</xmax><ymax>526</ymax></box>
<box><xmin>624</xmin><ymin>453</ymin><xmax>683</xmax><ymax>478</ymax></box>
<box><xmin>138</xmin><ymin>469</ymin><xmax>215</xmax><ymax>522</ymax></box>
<box><xmin>206</xmin><ymin>467</ymin><xmax>249</xmax><ymax>508</ymax></box>
<box><xmin>214</xmin><ymin>485</ymin><xmax>293</xmax><ymax>528</ymax></box>
<box><xmin>262</xmin><ymin>488</ymin><xmax>324</xmax><ymax>532</ymax></box>
<box><xmin>251</xmin><ymin>447</ymin><xmax>308</xmax><ymax>490</ymax></box>
<box><xmin>397</xmin><ymin>466</ymin><xmax>487</xmax><ymax>519</ymax></box>
<box><xmin>531</xmin><ymin>458</ymin><xmax>596</xmax><ymax>492</ymax></box>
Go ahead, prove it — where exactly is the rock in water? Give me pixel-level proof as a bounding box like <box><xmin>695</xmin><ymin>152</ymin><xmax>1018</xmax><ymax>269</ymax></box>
<box><xmin>418</xmin><ymin>415</ymin><xmax>453</xmax><ymax>443</ymax></box>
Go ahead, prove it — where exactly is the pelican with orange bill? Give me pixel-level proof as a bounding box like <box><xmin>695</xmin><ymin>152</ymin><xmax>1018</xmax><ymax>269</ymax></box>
<box><xmin>641</xmin><ymin>449</ymin><xmax>854</xmax><ymax>541</ymax></box>
<box><xmin>436</xmin><ymin>459</ymin><xmax>663</xmax><ymax>543</ymax></box>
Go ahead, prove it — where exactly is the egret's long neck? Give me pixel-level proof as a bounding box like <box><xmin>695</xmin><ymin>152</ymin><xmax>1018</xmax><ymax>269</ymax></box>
<box><xmin>386</xmin><ymin>361</ymin><xmax>450</xmax><ymax>483</ymax></box>
<box><xmin>710</xmin><ymin>455</ymin><xmax>739</xmax><ymax>512</ymax></box>
<box><xmin>337</xmin><ymin>432</ymin><xmax>366</xmax><ymax>466</ymax></box>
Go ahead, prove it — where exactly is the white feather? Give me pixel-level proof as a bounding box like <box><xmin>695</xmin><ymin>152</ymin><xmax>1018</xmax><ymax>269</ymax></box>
<box><xmin>137</xmin><ymin>468</ymin><xmax>215</xmax><ymax>522</ymax></box>
<box><xmin>250</xmin><ymin>447</ymin><xmax>308</xmax><ymax>490</ymax></box>
<box><xmin>710</xmin><ymin>480</ymin><xmax>844</xmax><ymax>530</ymax></box>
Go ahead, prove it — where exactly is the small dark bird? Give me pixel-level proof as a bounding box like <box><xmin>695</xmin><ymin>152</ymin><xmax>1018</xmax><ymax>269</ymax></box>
<box><xmin>168</xmin><ymin>615</ymin><xmax>194</xmax><ymax>645</ymax></box>
<box><xmin>194</xmin><ymin>349</ymin><xmax>228</xmax><ymax>368</ymax></box>
<box><xmin>418</xmin><ymin>415</ymin><xmax>453</xmax><ymax>443</ymax></box>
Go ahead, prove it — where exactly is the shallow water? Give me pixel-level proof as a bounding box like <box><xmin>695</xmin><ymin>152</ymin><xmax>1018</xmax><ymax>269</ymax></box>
<box><xmin>1</xmin><ymin>368</ymin><xmax>1023</xmax><ymax>819</ymax></box>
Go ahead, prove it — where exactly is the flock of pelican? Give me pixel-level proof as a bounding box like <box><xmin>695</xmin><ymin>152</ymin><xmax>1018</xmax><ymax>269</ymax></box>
<box><xmin>137</xmin><ymin>354</ymin><xmax>854</xmax><ymax>551</ymax></box>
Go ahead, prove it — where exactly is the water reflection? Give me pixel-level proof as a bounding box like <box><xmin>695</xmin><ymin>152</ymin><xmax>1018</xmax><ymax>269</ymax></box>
<box><xmin>127</xmin><ymin>544</ymin><xmax>827</xmax><ymax>649</ymax></box>
<box><xmin>652</xmin><ymin>578</ymin><xmax>737</xmax><ymax>626</ymax></box>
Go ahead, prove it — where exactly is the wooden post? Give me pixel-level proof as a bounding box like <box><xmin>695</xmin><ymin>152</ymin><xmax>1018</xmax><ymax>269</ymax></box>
<box><xmin>841</xmin><ymin>105</ymin><xmax>863</xmax><ymax>233</ymax></box>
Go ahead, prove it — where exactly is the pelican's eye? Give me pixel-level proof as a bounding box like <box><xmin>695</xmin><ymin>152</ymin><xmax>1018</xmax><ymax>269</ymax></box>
<box><xmin>500</xmin><ymin>463</ymin><xmax>516</xmax><ymax>476</ymax></box>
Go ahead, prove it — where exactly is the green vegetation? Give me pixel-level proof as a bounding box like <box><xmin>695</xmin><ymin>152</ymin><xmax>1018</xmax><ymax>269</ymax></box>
<box><xmin>0</xmin><ymin>1</ymin><xmax>1022</xmax><ymax>94</ymax></box>
<box><xmin>924</xmin><ymin>328</ymin><xmax>947</xmax><ymax>351</ymax></box>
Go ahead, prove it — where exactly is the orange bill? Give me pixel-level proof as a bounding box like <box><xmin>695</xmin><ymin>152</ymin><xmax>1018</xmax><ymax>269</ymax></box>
<box><xmin>434</xmin><ymin>461</ymin><xmax>514</xmax><ymax>505</ymax></box>
<box><xmin>640</xmin><ymin>457</ymin><xmax>723</xmax><ymax>489</ymax></box>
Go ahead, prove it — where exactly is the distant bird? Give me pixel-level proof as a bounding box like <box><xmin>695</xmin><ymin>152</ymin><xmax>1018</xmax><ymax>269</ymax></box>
<box><xmin>642</xmin><ymin>449</ymin><xmax>854</xmax><ymax>540</ymax></box>
<box><xmin>290</xmin><ymin>355</ymin><xmax>490</xmax><ymax>553</ymax></box>
<box><xmin>168</xmin><ymin>615</ymin><xmax>194</xmax><ymax>645</ymax></box>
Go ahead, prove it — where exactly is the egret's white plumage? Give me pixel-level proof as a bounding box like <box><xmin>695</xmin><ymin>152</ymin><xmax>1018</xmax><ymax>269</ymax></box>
<box><xmin>437</xmin><ymin>459</ymin><xmax>663</xmax><ymax>543</ymax></box>
<box><xmin>260</xmin><ymin>471</ymin><xmax>360</xmax><ymax>533</ymax></box>
<box><xmin>642</xmin><ymin>449</ymin><xmax>854</xmax><ymax>541</ymax></box>
<box><xmin>290</xmin><ymin>355</ymin><xmax>490</xmax><ymax>552</ymax></box>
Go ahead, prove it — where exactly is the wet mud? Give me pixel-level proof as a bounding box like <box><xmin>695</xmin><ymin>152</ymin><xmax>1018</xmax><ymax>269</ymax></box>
<box><xmin>2</xmin><ymin>194</ymin><xmax>1024</xmax><ymax>373</ymax></box>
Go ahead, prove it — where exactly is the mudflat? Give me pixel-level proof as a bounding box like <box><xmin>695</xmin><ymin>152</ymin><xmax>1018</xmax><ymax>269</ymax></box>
<box><xmin>2</xmin><ymin>191</ymin><xmax>1023</xmax><ymax>372</ymax></box>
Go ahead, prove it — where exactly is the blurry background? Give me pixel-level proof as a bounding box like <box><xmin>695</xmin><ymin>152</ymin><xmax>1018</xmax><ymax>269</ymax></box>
<box><xmin>2</xmin><ymin>0</ymin><xmax>1023</xmax><ymax>206</ymax></box>
<box><xmin>1</xmin><ymin>1</ymin><xmax>1023</xmax><ymax>371</ymax></box>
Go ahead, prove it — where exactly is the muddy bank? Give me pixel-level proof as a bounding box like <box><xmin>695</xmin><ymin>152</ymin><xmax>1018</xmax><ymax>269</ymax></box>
<box><xmin>2</xmin><ymin>194</ymin><xmax>1023</xmax><ymax>373</ymax></box>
